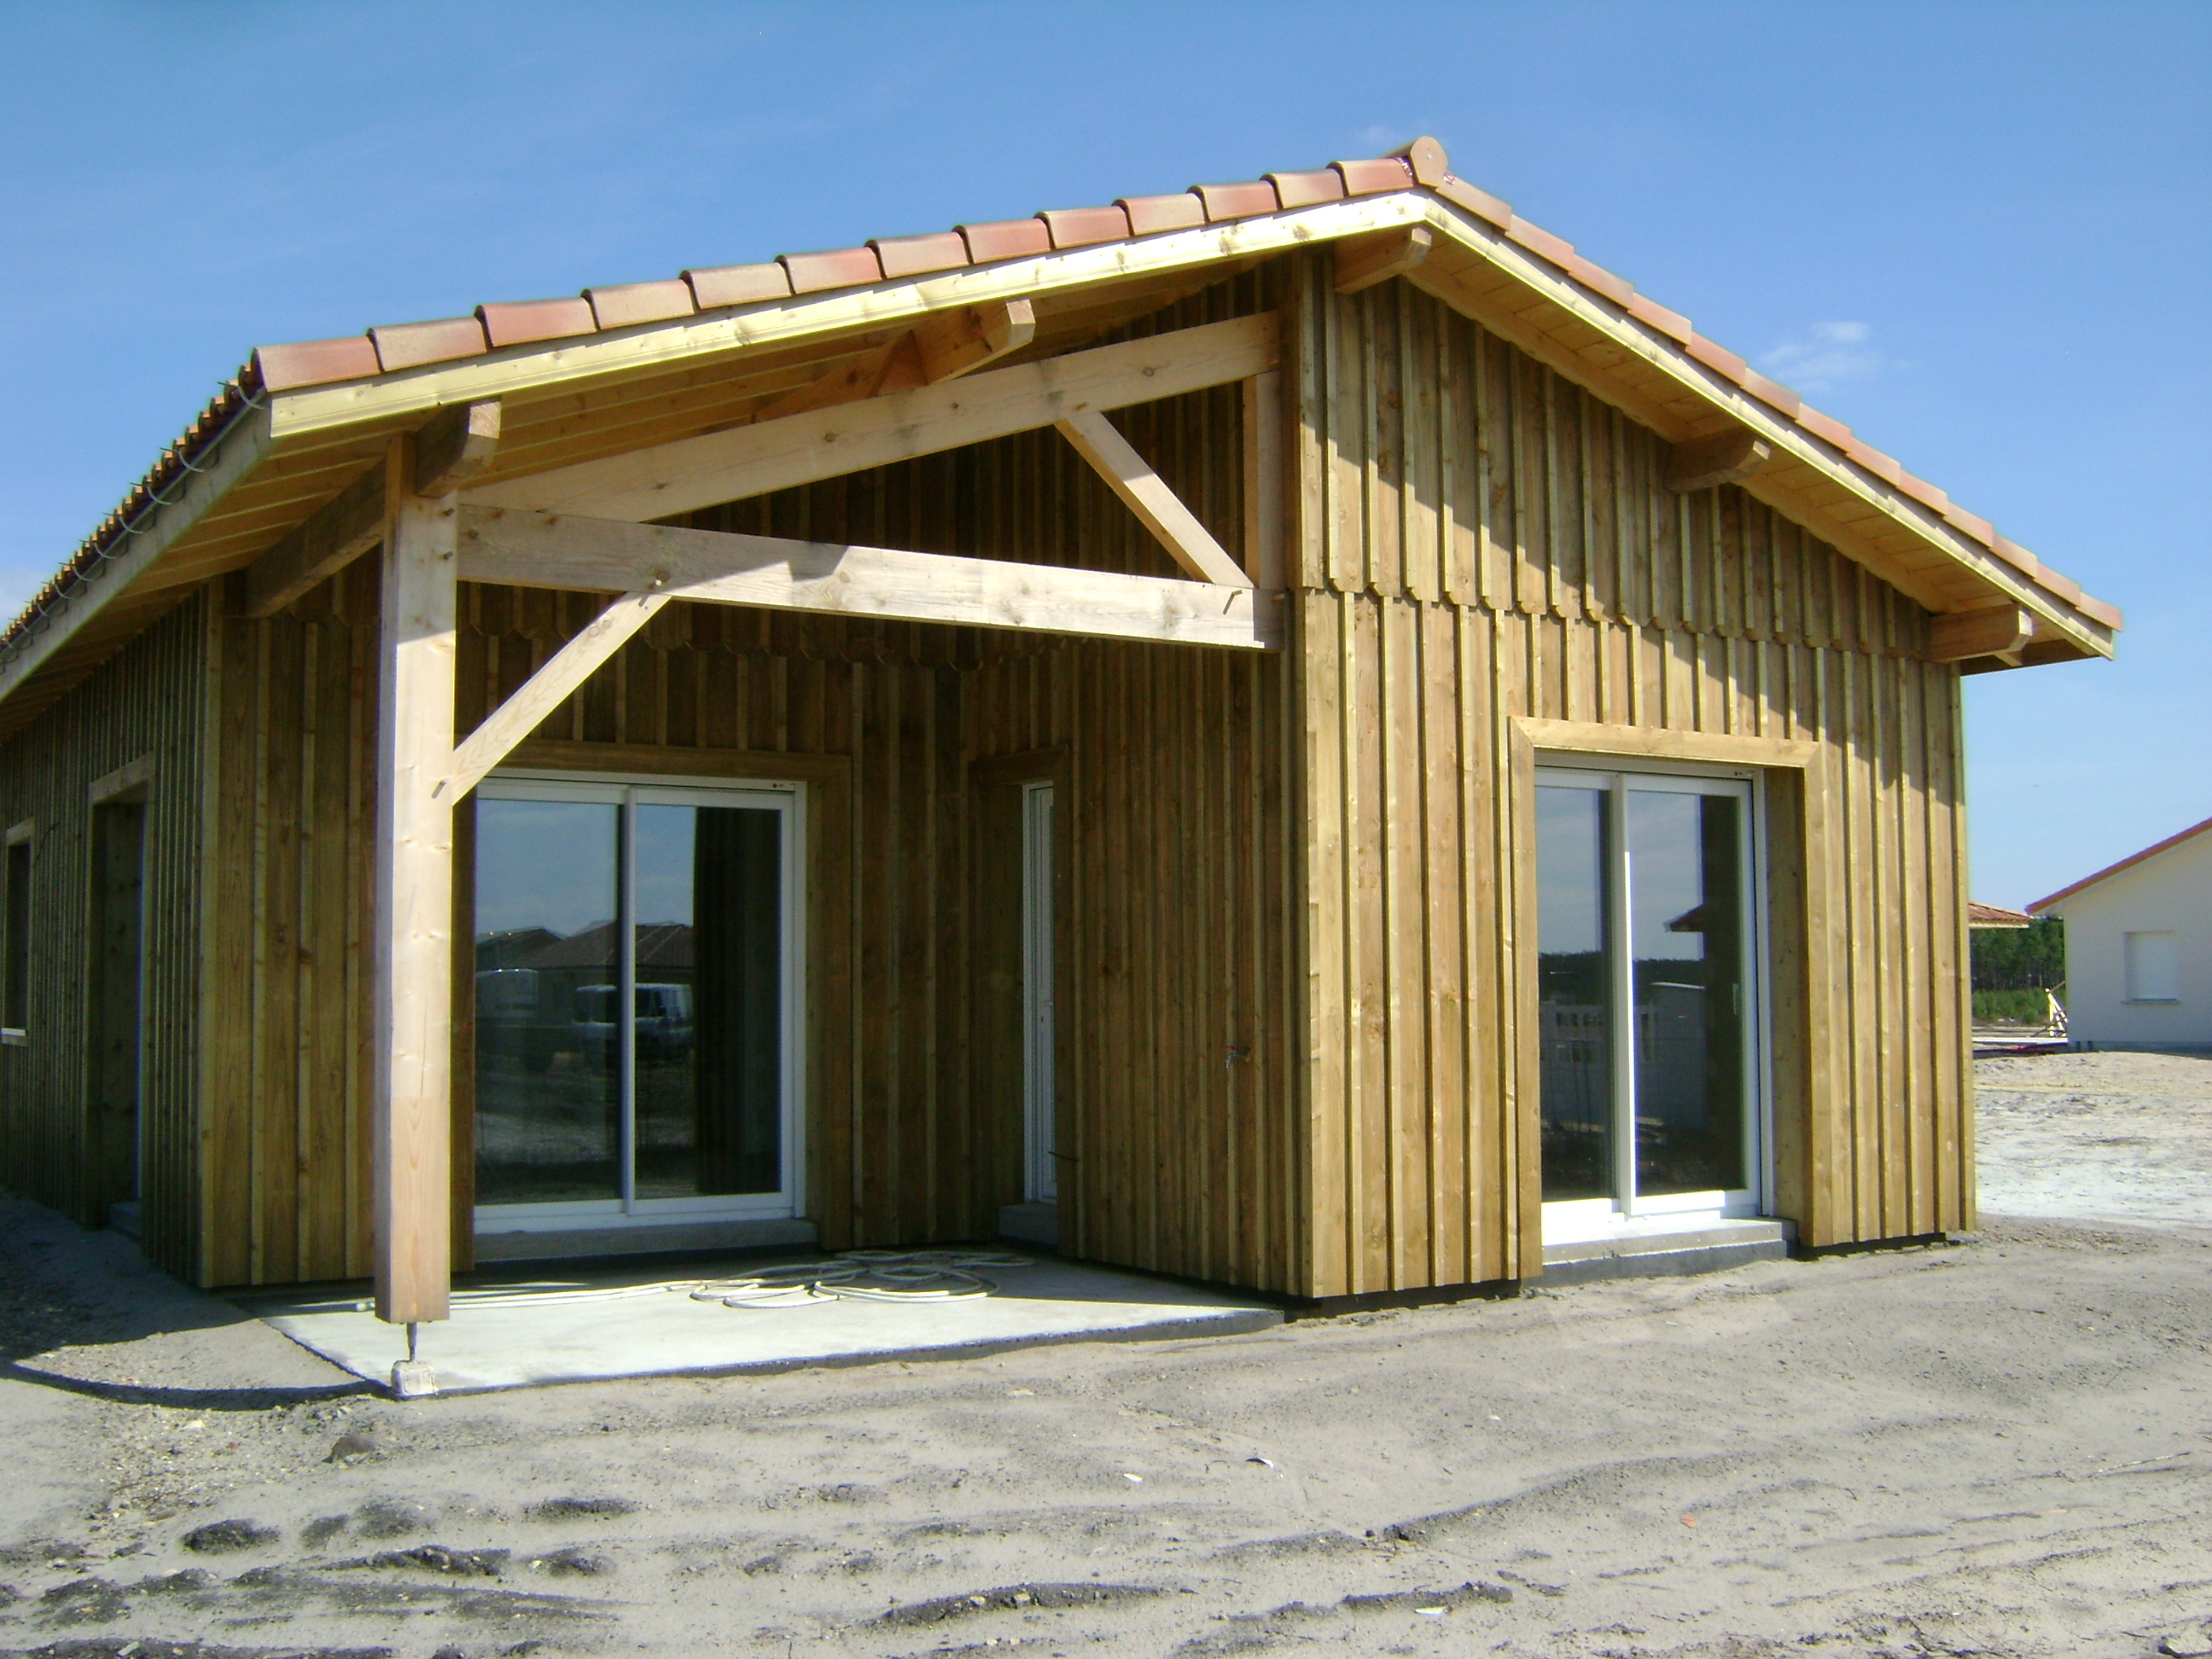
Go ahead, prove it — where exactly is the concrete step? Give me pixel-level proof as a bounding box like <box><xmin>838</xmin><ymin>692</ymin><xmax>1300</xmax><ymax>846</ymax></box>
<box><xmin>1542</xmin><ymin>1218</ymin><xmax>1792</xmax><ymax>1286</ymax></box>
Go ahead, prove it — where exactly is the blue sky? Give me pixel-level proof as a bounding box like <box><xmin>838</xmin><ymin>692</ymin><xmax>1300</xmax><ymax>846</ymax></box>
<box><xmin>2</xmin><ymin>1</ymin><xmax>2203</xmax><ymax>907</ymax></box>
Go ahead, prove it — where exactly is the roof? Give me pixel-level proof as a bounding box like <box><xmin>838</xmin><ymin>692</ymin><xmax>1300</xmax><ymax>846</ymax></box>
<box><xmin>0</xmin><ymin>135</ymin><xmax>2121</xmax><ymax>733</ymax></box>
<box><xmin>1968</xmin><ymin>901</ymin><xmax>2034</xmax><ymax>929</ymax></box>
<box><xmin>2029</xmin><ymin>815</ymin><xmax>2212</xmax><ymax>914</ymax></box>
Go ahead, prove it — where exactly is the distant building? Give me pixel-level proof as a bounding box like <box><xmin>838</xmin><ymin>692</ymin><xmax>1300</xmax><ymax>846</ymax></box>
<box><xmin>2030</xmin><ymin>818</ymin><xmax>2212</xmax><ymax>1048</ymax></box>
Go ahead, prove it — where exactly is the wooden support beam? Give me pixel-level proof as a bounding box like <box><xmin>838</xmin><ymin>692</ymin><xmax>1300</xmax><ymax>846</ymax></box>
<box><xmin>456</xmin><ymin>506</ymin><xmax>1281</xmax><ymax>650</ymax></box>
<box><xmin>1666</xmin><ymin>427</ymin><xmax>1773</xmax><ymax>492</ymax></box>
<box><xmin>413</xmin><ymin>399</ymin><xmax>503</xmax><ymax>496</ymax></box>
<box><xmin>1334</xmin><ymin>224</ymin><xmax>1434</xmax><ymax>294</ymax></box>
<box><xmin>1054</xmin><ymin>409</ymin><xmax>1251</xmax><ymax>586</ymax></box>
<box><xmin>439</xmin><ymin>590</ymin><xmax>672</xmax><ymax>802</ymax></box>
<box><xmin>752</xmin><ymin>335</ymin><xmax>928</xmax><ymax>423</ymax></box>
<box><xmin>1241</xmin><ymin>370</ymin><xmax>1286</xmax><ymax>590</ymax></box>
<box><xmin>372</xmin><ymin>439</ymin><xmax>458</xmax><ymax>1328</ymax></box>
<box><xmin>465</xmin><ymin>313</ymin><xmax>1279</xmax><ymax>523</ymax></box>
<box><xmin>1930</xmin><ymin>605</ymin><xmax>2035</xmax><ymax>662</ymax></box>
<box><xmin>237</xmin><ymin>460</ymin><xmax>387</xmax><ymax>619</ymax></box>
<box><xmin>913</xmin><ymin>299</ymin><xmax>1036</xmax><ymax>381</ymax></box>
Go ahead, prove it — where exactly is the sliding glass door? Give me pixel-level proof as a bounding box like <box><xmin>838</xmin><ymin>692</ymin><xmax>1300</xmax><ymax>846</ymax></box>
<box><xmin>472</xmin><ymin>775</ymin><xmax>800</xmax><ymax>1226</ymax></box>
<box><xmin>1536</xmin><ymin>765</ymin><xmax>1761</xmax><ymax>1231</ymax></box>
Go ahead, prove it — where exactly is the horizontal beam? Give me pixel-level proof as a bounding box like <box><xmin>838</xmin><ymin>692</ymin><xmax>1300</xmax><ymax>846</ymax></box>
<box><xmin>238</xmin><ymin>459</ymin><xmax>387</xmax><ymax>618</ymax></box>
<box><xmin>439</xmin><ymin>589</ymin><xmax>672</xmax><ymax>801</ymax></box>
<box><xmin>1054</xmin><ymin>410</ymin><xmax>1250</xmax><ymax>586</ymax></box>
<box><xmin>1665</xmin><ymin>427</ymin><xmax>1772</xmax><ymax>493</ymax></box>
<box><xmin>456</xmin><ymin>506</ymin><xmax>1281</xmax><ymax>651</ymax></box>
<box><xmin>465</xmin><ymin>312</ymin><xmax>1279</xmax><ymax>523</ymax></box>
<box><xmin>1930</xmin><ymin>605</ymin><xmax>2035</xmax><ymax>662</ymax></box>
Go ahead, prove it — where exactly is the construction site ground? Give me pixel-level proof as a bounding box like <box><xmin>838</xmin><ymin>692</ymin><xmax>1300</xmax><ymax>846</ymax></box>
<box><xmin>1</xmin><ymin>1049</ymin><xmax>2206</xmax><ymax>1659</ymax></box>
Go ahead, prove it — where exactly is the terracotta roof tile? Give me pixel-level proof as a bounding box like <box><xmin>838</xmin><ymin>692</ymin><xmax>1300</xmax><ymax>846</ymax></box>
<box><xmin>1335</xmin><ymin>156</ymin><xmax>1417</xmax><ymax>197</ymax></box>
<box><xmin>1796</xmin><ymin>406</ymin><xmax>1853</xmax><ymax>447</ymax></box>
<box><xmin>1563</xmin><ymin>253</ymin><xmax>1634</xmax><ymax>309</ymax></box>
<box><xmin>1894</xmin><ymin>471</ymin><xmax>1950</xmax><ymax>514</ymax></box>
<box><xmin>1505</xmin><ymin>216</ymin><xmax>1575</xmax><ymax>268</ymax></box>
<box><xmin>478</xmin><ymin>298</ymin><xmax>597</xmax><ymax>348</ymax></box>
<box><xmin>1627</xmin><ymin>292</ymin><xmax>1693</xmax><ymax>343</ymax></box>
<box><xmin>1038</xmin><ymin>205</ymin><xmax>1131</xmax><ymax>249</ymax></box>
<box><xmin>2036</xmin><ymin>565</ymin><xmax>2082</xmax><ymax>605</ymax></box>
<box><xmin>370</xmin><ymin>316</ymin><xmax>490</xmax><ymax>371</ymax></box>
<box><xmin>1192</xmin><ymin>179</ymin><xmax>1280</xmax><ymax>222</ymax></box>
<box><xmin>684</xmin><ymin>261</ymin><xmax>792</xmax><ymax>310</ymax></box>
<box><xmin>958</xmin><ymin>218</ymin><xmax>1052</xmax><ymax>263</ymax></box>
<box><xmin>1684</xmin><ymin>334</ymin><xmax>1749</xmax><ymax>384</ymax></box>
<box><xmin>1394</xmin><ymin>136</ymin><xmax>1451</xmax><ymax>186</ymax></box>
<box><xmin>869</xmin><ymin>230</ymin><xmax>969</xmax><ymax>278</ymax></box>
<box><xmin>1939</xmin><ymin>503</ymin><xmax>1994</xmax><ymax>544</ymax></box>
<box><xmin>1266</xmin><ymin>169</ymin><xmax>1345</xmax><ymax>209</ymax></box>
<box><xmin>1118</xmin><ymin>192</ymin><xmax>1206</xmax><ymax>236</ymax></box>
<box><xmin>2078</xmin><ymin>594</ymin><xmax>2123</xmax><ymax>629</ymax></box>
<box><xmin>1842</xmin><ymin>437</ymin><xmax>1904</xmax><ymax>486</ymax></box>
<box><xmin>253</xmin><ymin>336</ymin><xmax>381</xmax><ymax>392</ymax></box>
<box><xmin>22</xmin><ymin>132</ymin><xmax>2116</xmax><ymax>673</ymax></box>
<box><xmin>1740</xmin><ymin>369</ymin><xmax>1802</xmax><ymax>417</ymax></box>
<box><xmin>779</xmin><ymin>247</ymin><xmax>883</xmax><ymax>294</ymax></box>
<box><xmin>585</xmin><ymin>279</ymin><xmax>696</xmax><ymax>330</ymax></box>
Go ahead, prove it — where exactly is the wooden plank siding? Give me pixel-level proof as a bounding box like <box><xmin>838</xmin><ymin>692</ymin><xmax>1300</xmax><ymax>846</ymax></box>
<box><xmin>4</xmin><ymin>252</ymin><xmax>1973</xmax><ymax>1303</ymax></box>
<box><xmin>0</xmin><ymin>593</ymin><xmax>209</xmax><ymax>1279</ymax></box>
<box><xmin>181</xmin><ymin>268</ymin><xmax>1302</xmax><ymax>1289</ymax></box>
<box><xmin>1289</xmin><ymin>251</ymin><xmax>1970</xmax><ymax>1296</ymax></box>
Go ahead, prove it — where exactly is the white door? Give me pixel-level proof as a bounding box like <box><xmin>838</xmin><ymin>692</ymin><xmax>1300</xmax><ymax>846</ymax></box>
<box><xmin>1022</xmin><ymin>782</ymin><xmax>1057</xmax><ymax>1203</ymax></box>
<box><xmin>471</xmin><ymin>773</ymin><xmax>802</xmax><ymax>1230</ymax></box>
<box><xmin>1534</xmin><ymin>765</ymin><xmax>1764</xmax><ymax>1238</ymax></box>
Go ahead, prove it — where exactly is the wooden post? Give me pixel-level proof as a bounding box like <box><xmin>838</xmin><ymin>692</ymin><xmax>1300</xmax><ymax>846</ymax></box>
<box><xmin>373</xmin><ymin>434</ymin><xmax>459</xmax><ymax>1325</ymax></box>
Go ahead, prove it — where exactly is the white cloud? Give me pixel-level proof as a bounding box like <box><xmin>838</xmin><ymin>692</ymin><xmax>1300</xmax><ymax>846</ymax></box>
<box><xmin>1760</xmin><ymin>320</ymin><xmax>1885</xmax><ymax>394</ymax></box>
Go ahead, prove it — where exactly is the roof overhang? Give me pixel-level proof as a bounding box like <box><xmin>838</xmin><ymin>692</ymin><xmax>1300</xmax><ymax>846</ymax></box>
<box><xmin>0</xmin><ymin>175</ymin><xmax>2120</xmax><ymax>736</ymax></box>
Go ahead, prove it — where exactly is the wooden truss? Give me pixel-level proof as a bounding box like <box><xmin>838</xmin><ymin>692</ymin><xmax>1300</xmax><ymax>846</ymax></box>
<box><xmin>352</xmin><ymin>313</ymin><xmax>1286</xmax><ymax>1323</ymax></box>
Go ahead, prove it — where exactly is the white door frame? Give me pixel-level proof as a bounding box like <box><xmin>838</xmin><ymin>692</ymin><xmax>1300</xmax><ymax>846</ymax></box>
<box><xmin>471</xmin><ymin>768</ymin><xmax>806</xmax><ymax>1231</ymax></box>
<box><xmin>1535</xmin><ymin>759</ymin><xmax>1772</xmax><ymax>1243</ymax></box>
<box><xmin>1021</xmin><ymin>780</ymin><xmax>1057</xmax><ymax>1204</ymax></box>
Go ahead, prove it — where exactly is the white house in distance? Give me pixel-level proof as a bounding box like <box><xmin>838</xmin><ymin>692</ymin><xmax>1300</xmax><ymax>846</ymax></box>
<box><xmin>2030</xmin><ymin>816</ymin><xmax>2212</xmax><ymax>1049</ymax></box>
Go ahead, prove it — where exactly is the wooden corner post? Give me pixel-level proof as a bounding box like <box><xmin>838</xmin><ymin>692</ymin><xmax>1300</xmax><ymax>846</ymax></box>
<box><xmin>373</xmin><ymin>431</ymin><xmax>461</xmax><ymax>1325</ymax></box>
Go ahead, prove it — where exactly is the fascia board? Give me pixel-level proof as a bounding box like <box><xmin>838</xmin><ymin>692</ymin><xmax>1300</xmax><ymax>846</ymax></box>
<box><xmin>264</xmin><ymin>195</ymin><xmax>1433</xmax><ymax>443</ymax></box>
<box><xmin>0</xmin><ymin>401</ymin><xmax>276</xmax><ymax>706</ymax></box>
<box><xmin>1407</xmin><ymin>200</ymin><xmax>2110</xmax><ymax>656</ymax></box>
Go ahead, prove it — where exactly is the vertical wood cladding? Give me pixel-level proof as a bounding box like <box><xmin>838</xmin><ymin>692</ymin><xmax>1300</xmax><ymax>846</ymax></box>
<box><xmin>1291</xmin><ymin>253</ymin><xmax>1967</xmax><ymax>1296</ymax></box>
<box><xmin>26</xmin><ymin>256</ymin><xmax>1968</xmax><ymax>1299</ymax></box>
<box><xmin>0</xmin><ymin>593</ymin><xmax>207</xmax><ymax>1279</ymax></box>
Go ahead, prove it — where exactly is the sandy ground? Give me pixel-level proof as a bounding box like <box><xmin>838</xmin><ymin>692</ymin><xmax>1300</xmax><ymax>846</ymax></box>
<box><xmin>0</xmin><ymin>1052</ymin><xmax>2207</xmax><ymax>1659</ymax></box>
<box><xmin>1975</xmin><ymin>1049</ymin><xmax>2212</xmax><ymax>1228</ymax></box>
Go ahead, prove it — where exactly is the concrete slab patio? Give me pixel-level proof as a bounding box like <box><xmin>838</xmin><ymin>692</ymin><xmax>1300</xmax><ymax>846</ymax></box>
<box><xmin>242</xmin><ymin>1250</ymin><xmax>1284</xmax><ymax>1394</ymax></box>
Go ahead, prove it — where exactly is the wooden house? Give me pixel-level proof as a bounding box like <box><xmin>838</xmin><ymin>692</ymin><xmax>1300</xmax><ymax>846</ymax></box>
<box><xmin>0</xmin><ymin>138</ymin><xmax>2120</xmax><ymax>1324</ymax></box>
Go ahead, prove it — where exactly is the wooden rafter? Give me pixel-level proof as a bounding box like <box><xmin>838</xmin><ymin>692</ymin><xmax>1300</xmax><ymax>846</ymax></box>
<box><xmin>1930</xmin><ymin>606</ymin><xmax>2035</xmax><ymax>662</ymax></box>
<box><xmin>1334</xmin><ymin>224</ymin><xmax>1433</xmax><ymax>294</ymax></box>
<box><xmin>456</xmin><ymin>506</ymin><xmax>1281</xmax><ymax>650</ymax></box>
<box><xmin>463</xmin><ymin>313</ymin><xmax>1278</xmax><ymax>523</ymax></box>
<box><xmin>1666</xmin><ymin>428</ymin><xmax>1773</xmax><ymax>493</ymax></box>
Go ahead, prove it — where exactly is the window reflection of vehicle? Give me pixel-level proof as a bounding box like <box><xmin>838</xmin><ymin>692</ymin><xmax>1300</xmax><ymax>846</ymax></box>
<box><xmin>573</xmin><ymin>982</ymin><xmax>696</xmax><ymax>1064</ymax></box>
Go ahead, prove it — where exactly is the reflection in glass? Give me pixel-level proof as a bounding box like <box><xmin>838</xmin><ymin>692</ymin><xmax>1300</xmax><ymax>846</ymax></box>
<box><xmin>633</xmin><ymin>805</ymin><xmax>783</xmax><ymax>1199</ymax></box>
<box><xmin>1536</xmin><ymin>785</ymin><xmax>1612</xmax><ymax>1201</ymax></box>
<box><xmin>473</xmin><ymin>800</ymin><xmax>621</xmax><ymax>1205</ymax></box>
<box><xmin>1627</xmin><ymin>790</ymin><xmax>1745</xmax><ymax>1196</ymax></box>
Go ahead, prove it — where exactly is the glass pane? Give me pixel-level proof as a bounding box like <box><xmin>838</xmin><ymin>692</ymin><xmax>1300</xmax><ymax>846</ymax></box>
<box><xmin>1537</xmin><ymin>784</ymin><xmax>1612</xmax><ymax>1201</ymax></box>
<box><xmin>473</xmin><ymin>799</ymin><xmax>620</xmax><ymax>1205</ymax></box>
<box><xmin>1627</xmin><ymin>789</ymin><xmax>1746</xmax><ymax>1196</ymax></box>
<box><xmin>634</xmin><ymin>803</ymin><xmax>783</xmax><ymax>1199</ymax></box>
